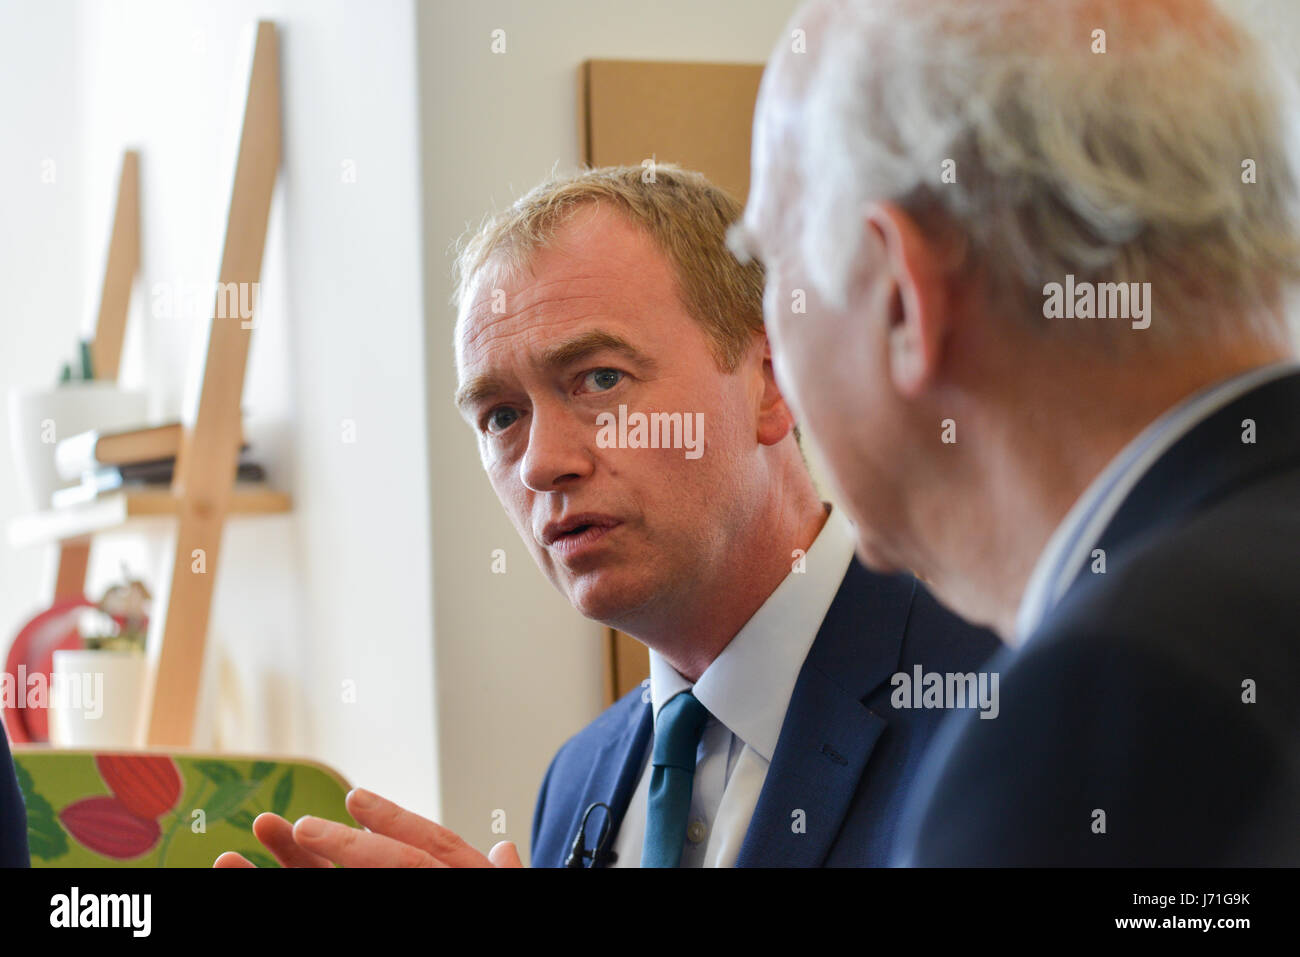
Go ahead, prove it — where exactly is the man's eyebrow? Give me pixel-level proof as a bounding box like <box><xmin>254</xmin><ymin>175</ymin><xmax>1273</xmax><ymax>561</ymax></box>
<box><xmin>454</xmin><ymin>331</ymin><xmax>657</xmax><ymax>412</ymax></box>
<box><xmin>540</xmin><ymin>330</ymin><xmax>658</xmax><ymax>373</ymax></box>
<box><xmin>454</xmin><ymin>373</ymin><xmax>505</xmax><ymax>413</ymax></box>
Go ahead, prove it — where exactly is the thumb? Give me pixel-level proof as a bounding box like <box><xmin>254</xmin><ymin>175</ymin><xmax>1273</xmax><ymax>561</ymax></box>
<box><xmin>488</xmin><ymin>841</ymin><xmax>523</xmax><ymax>867</ymax></box>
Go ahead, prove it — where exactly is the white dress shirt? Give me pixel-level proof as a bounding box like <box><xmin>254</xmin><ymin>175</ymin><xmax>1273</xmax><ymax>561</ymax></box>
<box><xmin>1014</xmin><ymin>360</ymin><xmax>1300</xmax><ymax>644</ymax></box>
<box><xmin>609</xmin><ymin>503</ymin><xmax>857</xmax><ymax>867</ymax></box>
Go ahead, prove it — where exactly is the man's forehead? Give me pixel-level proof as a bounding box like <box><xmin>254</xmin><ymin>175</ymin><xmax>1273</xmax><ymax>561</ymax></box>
<box><xmin>458</xmin><ymin>214</ymin><xmax>681</xmax><ymax>347</ymax></box>
<box><xmin>456</xmin><ymin>266</ymin><xmax>643</xmax><ymax>361</ymax></box>
<box><xmin>464</xmin><ymin>209</ymin><xmax>667</xmax><ymax>308</ymax></box>
<box><xmin>457</xmin><ymin>258</ymin><xmax>582</xmax><ymax>359</ymax></box>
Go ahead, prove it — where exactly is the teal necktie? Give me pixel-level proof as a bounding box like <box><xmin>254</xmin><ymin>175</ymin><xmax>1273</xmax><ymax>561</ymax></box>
<box><xmin>641</xmin><ymin>691</ymin><xmax>710</xmax><ymax>867</ymax></box>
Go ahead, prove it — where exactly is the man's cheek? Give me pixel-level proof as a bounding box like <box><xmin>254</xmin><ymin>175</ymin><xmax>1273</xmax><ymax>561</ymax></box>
<box><xmin>488</xmin><ymin>480</ymin><xmax>531</xmax><ymax>542</ymax></box>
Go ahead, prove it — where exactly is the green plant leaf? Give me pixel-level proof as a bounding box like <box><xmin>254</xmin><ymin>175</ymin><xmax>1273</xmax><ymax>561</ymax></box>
<box><xmin>193</xmin><ymin>761</ymin><xmax>241</xmax><ymax>785</ymax></box>
<box><xmin>204</xmin><ymin>781</ymin><xmax>260</xmax><ymax>823</ymax></box>
<box><xmin>250</xmin><ymin>761</ymin><xmax>276</xmax><ymax>781</ymax></box>
<box><xmin>271</xmin><ymin>769</ymin><xmax>293</xmax><ymax>817</ymax></box>
<box><xmin>14</xmin><ymin>762</ymin><xmax>68</xmax><ymax>861</ymax></box>
<box><xmin>241</xmin><ymin>849</ymin><xmax>280</xmax><ymax>869</ymax></box>
<box><xmin>228</xmin><ymin>809</ymin><xmax>257</xmax><ymax>832</ymax></box>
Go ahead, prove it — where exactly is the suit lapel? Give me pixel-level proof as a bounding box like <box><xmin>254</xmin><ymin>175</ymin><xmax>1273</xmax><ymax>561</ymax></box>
<box><xmin>567</xmin><ymin>697</ymin><xmax>652</xmax><ymax>867</ymax></box>
<box><xmin>736</xmin><ymin>563</ymin><xmax>915</xmax><ymax>867</ymax></box>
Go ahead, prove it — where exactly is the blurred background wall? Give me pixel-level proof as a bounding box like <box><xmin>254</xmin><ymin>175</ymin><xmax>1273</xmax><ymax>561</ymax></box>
<box><xmin>0</xmin><ymin>0</ymin><xmax>437</xmax><ymax>827</ymax></box>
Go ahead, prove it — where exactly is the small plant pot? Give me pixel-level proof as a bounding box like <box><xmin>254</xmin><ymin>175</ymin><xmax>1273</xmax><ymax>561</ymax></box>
<box><xmin>48</xmin><ymin>648</ymin><xmax>147</xmax><ymax>748</ymax></box>
<box><xmin>6</xmin><ymin>383</ymin><xmax>148</xmax><ymax>511</ymax></box>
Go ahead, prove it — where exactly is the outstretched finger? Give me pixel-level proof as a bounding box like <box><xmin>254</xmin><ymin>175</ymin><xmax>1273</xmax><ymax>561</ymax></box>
<box><xmin>292</xmin><ymin>815</ymin><xmax>448</xmax><ymax>868</ymax></box>
<box><xmin>345</xmin><ymin>788</ymin><xmax>491</xmax><ymax>867</ymax></box>
<box><xmin>213</xmin><ymin>851</ymin><xmax>256</xmax><ymax>868</ymax></box>
<box><xmin>253</xmin><ymin>812</ymin><xmax>335</xmax><ymax>868</ymax></box>
<box><xmin>488</xmin><ymin>841</ymin><xmax>523</xmax><ymax>868</ymax></box>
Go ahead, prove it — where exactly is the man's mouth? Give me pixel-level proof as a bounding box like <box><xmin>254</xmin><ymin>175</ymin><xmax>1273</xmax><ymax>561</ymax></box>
<box><xmin>540</xmin><ymin>514</ymin><xmax>622</xmax><ymax>549</ymax></box>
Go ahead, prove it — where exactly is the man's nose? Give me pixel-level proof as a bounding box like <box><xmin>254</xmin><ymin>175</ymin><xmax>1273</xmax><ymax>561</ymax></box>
<box><xmin>519</xmin><ymin>407</ymin><xmax>594</xmax><ymax>493</ymax></box>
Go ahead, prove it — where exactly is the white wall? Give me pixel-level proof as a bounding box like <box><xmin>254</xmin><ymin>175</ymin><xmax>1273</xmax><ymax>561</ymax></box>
<box><xmin>1</xmin><ymin>0</ymin><xmax>439</xmax><ymax>818</ymax></box>
<box><xmin>415</xmin><ymin>0</ymin><xmax>803</xmax><ymax>860</ymax></box>
<box><xmin>1226</xmin><ymin>0</ymin><xmax>1300</xmax><ymax>344</ymax></box>
<box><xmin>0</xmin><ymin>0</ymin><xmax>85</xmax><ymax>710</ymax></box>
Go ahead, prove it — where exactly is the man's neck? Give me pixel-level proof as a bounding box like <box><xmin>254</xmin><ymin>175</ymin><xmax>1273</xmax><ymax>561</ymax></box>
<box><xmin>932</xmin><ymin>339</ymin><xmax>1294</xmax><ymax>639</ymax></box>
<box><xmin>624</xmin><ymin>489</ymin><xmax>829</xmax><ymax>683</ymax></box>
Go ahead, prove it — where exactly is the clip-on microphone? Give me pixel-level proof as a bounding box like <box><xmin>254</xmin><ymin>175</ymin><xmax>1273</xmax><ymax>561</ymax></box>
<box><xmin>564</xmin><ymin>801</ymin><xmax>618</xmax><ymax>867</ymax></box>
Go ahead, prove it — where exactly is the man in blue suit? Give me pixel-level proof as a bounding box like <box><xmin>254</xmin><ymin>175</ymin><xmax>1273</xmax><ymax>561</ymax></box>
<box><xmin>466</xmin><ymin>165</ymin><xmax>998</xmax><ymax>868</ymax></box>
<box><xmin>1</xmin><ymin>723</ymin><xmax>28</xmax><ymax>867</ymax></box>
<box><xmin>531</xmin><ymin>555</ymin><xmax>995</xmax><ymax>867</ymax></box>
<box><xmin>737</xmin><ymin>0</ymin><xmax>1300</xmax><ymax>864</ymax></box>
<box><xmin>219</xmin><ymin>163</ymin><xmax>997</xmax><ymax>869</ymax></box>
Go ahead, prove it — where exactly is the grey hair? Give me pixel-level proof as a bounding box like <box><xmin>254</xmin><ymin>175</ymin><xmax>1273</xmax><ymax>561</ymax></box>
<box><xmin>794</xmin><ymin>0</ymin><xmax>1300</xmax><ymax>340</ymax></box>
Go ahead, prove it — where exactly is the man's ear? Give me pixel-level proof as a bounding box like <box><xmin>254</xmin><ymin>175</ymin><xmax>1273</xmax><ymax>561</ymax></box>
<box><xmin>864</xmin><ymin>202</ymin><xmax>952</xmax><ymax>399</ymax></box>
<box><xmin>754</xmin><ymin>336</ymin><xmax>798</xmax><ymax>447</ymax></box>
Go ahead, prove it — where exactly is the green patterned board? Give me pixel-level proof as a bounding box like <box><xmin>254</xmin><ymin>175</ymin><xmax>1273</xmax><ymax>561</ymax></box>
<box><xmin>13</xmin><ymin>751</ymin><xmax>354</xmax><ymax>868</ymax></box>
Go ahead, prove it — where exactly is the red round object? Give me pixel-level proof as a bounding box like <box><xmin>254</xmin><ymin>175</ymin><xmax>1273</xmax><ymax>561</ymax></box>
<box><xmin>2</xmin><ymin>598</ymin><xmax>142</xmax><ymax>743</ymax></box>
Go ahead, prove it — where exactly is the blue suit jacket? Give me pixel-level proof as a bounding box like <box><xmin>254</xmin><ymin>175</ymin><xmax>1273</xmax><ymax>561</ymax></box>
<box><xmin>1</xmin><ymin>721</ymin><xmax>28</xmax><ymax>867</ymax></box>
<box><xmin>899</xmin><ymin>370</ymin><xmax>1300</xmax><ymax>865</ymax></box>
<box><xmin>531</xmin><ymin>561</ymin><xmax>1000</xmax><ymax>866</ymax></box>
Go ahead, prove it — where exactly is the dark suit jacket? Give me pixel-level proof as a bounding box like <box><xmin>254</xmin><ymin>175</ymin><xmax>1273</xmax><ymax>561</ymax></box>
<box><xmin>899</xmin><ymin>369</ymin><xmax>1300</xmax><ymax>865</ymax></box>
<box><xmin>1</xmin><ymin>721</ymin><xmax>28</xmax><ymax>867</ymax></box>
<box><xmin>531</xmin><ymin>560</ymin><xmax>1000</xmax><ymax>866</ymax></box>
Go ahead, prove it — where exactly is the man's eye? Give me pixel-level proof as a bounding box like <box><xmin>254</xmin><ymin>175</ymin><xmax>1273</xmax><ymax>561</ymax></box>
<box><xmin>484</xmin><ymin>407</ymin><xmax>520</xmax><ymax>434</ymax></box>
<box><xmin>581</xmin><ymin>368</ymin><xmax>624</xmax><ymax>392</ymax></box>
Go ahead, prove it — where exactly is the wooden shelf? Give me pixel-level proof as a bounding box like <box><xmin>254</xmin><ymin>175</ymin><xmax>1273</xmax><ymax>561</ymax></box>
<box><xmin>20</xmin><ymin>22</ymin><xmax>283</xmax><ymax>748</ymax></box>
<box><xmin>8</xmin><ymin>485</ymin><xmax>291</xmax><ymax>548</ymax></box>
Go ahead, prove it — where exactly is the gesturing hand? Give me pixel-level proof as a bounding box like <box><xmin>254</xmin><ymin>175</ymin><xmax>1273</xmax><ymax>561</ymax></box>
<box><xmin>213</xmin><ymin>787</ymin><xmax>523</xmax><ymax>868</ymax></box>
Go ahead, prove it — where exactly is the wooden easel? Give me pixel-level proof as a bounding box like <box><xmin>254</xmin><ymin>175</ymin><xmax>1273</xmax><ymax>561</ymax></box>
<box><xmin>142</xmin><ymin>21</ymin><xmax>282</xmax><ymax>747</ymax></box>
<box><xmin>25</xmin><ymin>21</ymin><xmax>286</xmax><ymax>748</ymax></box>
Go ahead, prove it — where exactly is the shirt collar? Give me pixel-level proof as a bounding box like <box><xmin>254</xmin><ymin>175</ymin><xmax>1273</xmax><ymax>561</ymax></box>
<box><xmin>1014</xmin><ymin>359</ymin><xmax>1300</xmax><ymax>644</ymax></box>
<box><xmin>648</xmin><ymin>503</ymin><xmax>858</xmax><ymax>763</ymax></box>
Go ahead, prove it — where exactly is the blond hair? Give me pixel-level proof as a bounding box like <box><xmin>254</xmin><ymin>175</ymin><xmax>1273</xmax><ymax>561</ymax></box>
<box><xmin>453</xmin><ymin>164</ymin><xmax>766</xmax><ymax>371</ymax></box>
